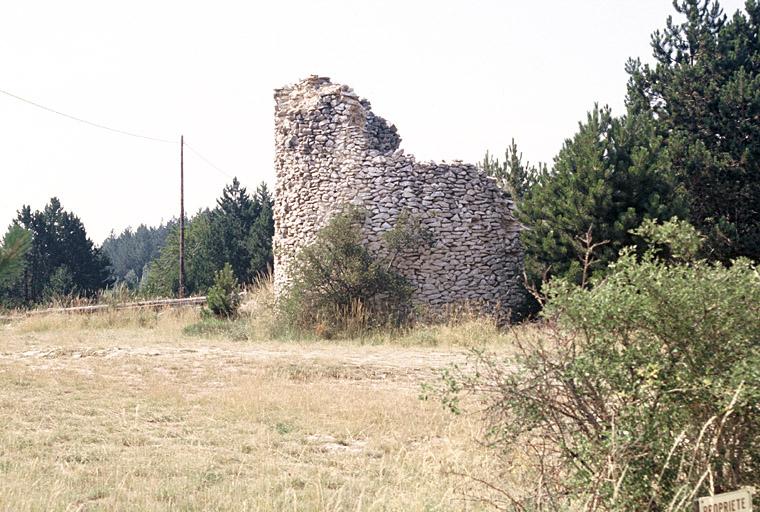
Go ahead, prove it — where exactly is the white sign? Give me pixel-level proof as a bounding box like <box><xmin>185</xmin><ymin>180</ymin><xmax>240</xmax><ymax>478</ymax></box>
<box><xmin>698</xmin><ymin>489</ymin><xmax>753</xmax><ymax>512</ymax></box>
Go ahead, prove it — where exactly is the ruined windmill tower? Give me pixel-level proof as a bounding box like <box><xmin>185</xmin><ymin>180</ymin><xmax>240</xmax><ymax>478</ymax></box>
<box><xmin>273</xmin><ymin>76</ymin><xmax>525</xmax><ymax>315</ymax></box>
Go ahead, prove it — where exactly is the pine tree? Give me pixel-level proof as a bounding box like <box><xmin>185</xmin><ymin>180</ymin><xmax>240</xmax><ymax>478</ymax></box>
<box><xmin>209</xmin><ymin>177</ymin><xmax>257</xmax><ymax>282</ymax></box>
<box><xmin>627</xmin><ymin>0</ymin><xmax>760</xmax><ymax>261</ymax></box>
<box><xmin>140</xmin><ymin>209</ymin><xmax>215</xmax><ymax>297</ymax></box>
<box><xmin>248</xmin><ymin>182</ymin><xmax>275</xmax><ymax>277</ymax></box>
<box><xmin>478</xmin><ymin>139</ymin><xmax>543</xmax><ymax>201</ymax></box>
<box><xmin>0</xmin><ymin>225</ymin><xmax>31</xmax><ymax>287</ymax></box>
<box><xmin>4</xmin><ymin>198</ymin><xmax>111</xmax><ymax>303</ymax></box>
<box><xmin>519</xmin><ymin>106</ymin><xmax>687</xmax><ymax>287</ymax></box>
<box><xmin>205</xmin><ymin>263</ymin><xmax>241</xmax><ymax>318</ymax></box>
<box><xmin>101</xmin><ymin>221</ymin><xmax>176</xmax><ymax>287</ymax></box>
<box><xmin>140</xmin><ymin>179</ymin><xmax>276</xmax><ymax>296</ymax></box>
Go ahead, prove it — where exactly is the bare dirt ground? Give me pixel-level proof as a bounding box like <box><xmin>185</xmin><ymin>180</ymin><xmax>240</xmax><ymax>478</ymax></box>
<box><xmin>0</xmin><ymin>311</ymin><xmax>513</xmax><ymax>511</ymax></box>
<box><xmin>1</xmin><ymin>342</ymin><xmax>469</xmax><ymax>387</ymax></box>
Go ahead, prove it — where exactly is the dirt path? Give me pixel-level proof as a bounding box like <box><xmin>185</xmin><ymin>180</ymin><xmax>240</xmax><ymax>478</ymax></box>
<box><xmin>0</xmin><ymin>341</ymin><xmax>472</xmax><ymax>387</ymax></box>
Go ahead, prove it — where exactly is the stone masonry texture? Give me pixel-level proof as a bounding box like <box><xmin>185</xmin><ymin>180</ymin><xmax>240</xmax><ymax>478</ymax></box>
<box><xmin>273</xmin><ymin>76</ymin><xmax>525</xmax><ymax>315</ymax></box>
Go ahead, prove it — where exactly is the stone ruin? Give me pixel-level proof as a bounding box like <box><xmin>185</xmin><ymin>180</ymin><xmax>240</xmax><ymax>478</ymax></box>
<box><xmin>273</xmin><ymin>76</ymin><xmax>525</xmax><ymax>316</ymax></box>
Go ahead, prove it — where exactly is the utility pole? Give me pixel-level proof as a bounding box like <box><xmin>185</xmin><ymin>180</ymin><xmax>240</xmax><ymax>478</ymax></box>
<box><xmin>179</xmin><ymin>135</ymin><xmax>186</xmax><ymax>299</ymax></box>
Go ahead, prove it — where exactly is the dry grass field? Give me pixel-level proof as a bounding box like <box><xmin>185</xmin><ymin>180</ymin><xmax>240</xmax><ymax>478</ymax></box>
<box><xmin>0</xmin><ymin>307</ymin><xmax>529</xmax><ymax>511</ymax></box>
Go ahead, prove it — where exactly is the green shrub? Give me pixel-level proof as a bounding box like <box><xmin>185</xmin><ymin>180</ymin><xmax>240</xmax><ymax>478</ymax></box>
<box><xmin>281</xmin><ymin>206</ymin><xmax>414</xmax><ymax>338</ymax></box>
<box><xmin>205</xmin><ymin>263</ymin><xmax>240</xmax><ymax>318</ymax></box>
<box><xmin>435</xmin><ymin>219</ymin><xmax>759</xmax><ymax>510</ymax></box>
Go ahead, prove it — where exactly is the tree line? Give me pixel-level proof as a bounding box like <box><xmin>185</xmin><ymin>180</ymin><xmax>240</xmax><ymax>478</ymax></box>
<box><xmin>140</xmin><ymin>179</ymin><xmax>273</xmax><ymax>296</ymax></box>
<box><xmin>0</xmin><ymin>178</ymin><xmax>274</xmax><ymax>307</ymax></box>
<box><xmin>481</xmin><ymin>0</ymin><xmax>760</xmax><ymax>305</ymax></box>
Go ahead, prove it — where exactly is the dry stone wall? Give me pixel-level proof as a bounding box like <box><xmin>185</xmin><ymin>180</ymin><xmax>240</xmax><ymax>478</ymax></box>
<box><xmin>274</xmin><ymin>76</ymin><xmax>524</xmax><ymax>315</ymax></box>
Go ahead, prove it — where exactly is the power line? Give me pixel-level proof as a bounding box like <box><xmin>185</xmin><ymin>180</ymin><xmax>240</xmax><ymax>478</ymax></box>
<box><xmin>0</xmin><ymin>87</ymin><xmax>177</xmax><ymax>144</ymax></box>
<box><xmin>183</xmin><ymin>142</ymin><xmax>235</xmax><ymax>180</ymax></box>
<box><xmin>1</xmin><ymin>86</ymin><xmax>236</xmax><ymax>182</ymax></box>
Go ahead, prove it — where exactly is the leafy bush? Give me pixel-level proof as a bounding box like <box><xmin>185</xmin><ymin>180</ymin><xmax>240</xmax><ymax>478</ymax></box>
<box><xmin>435</xmin><ymin>219</ymin><xmax>759</xmax><ymax>510</ymax></box>
<box><xmin>205</xmin><ymin>263</ymin><xmax>241</xmax><ymax>318</ymax></box>
<box><xmin>281</xmin><ymin>206</ymin><xmax>414</xmax><ymax>338</ymax></box>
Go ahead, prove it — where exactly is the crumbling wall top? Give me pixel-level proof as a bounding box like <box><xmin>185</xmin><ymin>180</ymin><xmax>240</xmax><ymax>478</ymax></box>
<box><xmin>274</xmin><ymin>75</ymin><xmax>400</xmax><ymax>153</ymax></box>
<box><xmin>274</xmin><ymin>75</ymin><xmax>357</xmax><ymax>115</ymax></box>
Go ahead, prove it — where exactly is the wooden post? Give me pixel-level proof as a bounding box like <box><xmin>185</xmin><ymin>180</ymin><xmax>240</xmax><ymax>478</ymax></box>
<box><xmin>179</xmin><ymin>135</ymin><xmax>186</xmax><ymax>299</ymax></box>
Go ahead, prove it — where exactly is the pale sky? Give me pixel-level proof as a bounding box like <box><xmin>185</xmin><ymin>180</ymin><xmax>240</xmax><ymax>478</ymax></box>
<box><xmin>1</xmin><ymin>0</ymin><xmax>748</xmax><ymax>244</ymax></box>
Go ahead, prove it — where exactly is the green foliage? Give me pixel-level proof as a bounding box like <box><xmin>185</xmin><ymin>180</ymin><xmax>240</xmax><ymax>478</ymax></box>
<box><xmin>42</xmin><ymin>265</ymin><xmax>76</xmax><ymax>301</ymax></box>
<box><xmin>101</xmin><ymin>221</ymin><xmax>176</xmax><ymax>288</ymax></box>
<box><xmin>519</xmin><ymin>106</ymin><xmax>687</xmax><ymax>288</ymax></box>
<box><xmin>437</xmin><ymin>219</ymin><xmax>759</xmax><ymax>509</ymax></box>
<box><xmin>0</xmin><ymin>224</ymin><xmax>31</xmax><ymax>286</ymax></box>
<box><xmin>140</xmin><ymin>209</ymin><xmax>216</xmax><ymax>297</ymax></box>
<box><xmin>205</xmin><ymin>263</ymin><xmax>241</xmax><ymax>319</ymax></box>
<box><xmin>478</xmin><ymin>138</ymin><xmax>544</xmax><ymax>201</ymax></box>
<box><xmin>1</xmin><ymin>198</ymin><xmax>111</xmax><ymax>305</ymax></box>
<box><xmin>247</xmin><ymin>183</ymin><xmax>275</xmax><ymax>277</ymax></box>
<box><xmin>123</xmin><ymin>269</ymin><xmax>139</xmax><ymax>289</ymax></box>
<box><xmin>208</xmin><ymin>179</ymin><xmax>275</xmax><ymax>282</ymax></box>
<box><xmin>208</xmin><ymin>178</ymin><xmax>257</xmax><ymax>283</ymax></box>
<box><xmin>631</xmin><ymin>217</ymin><xmax>704</xmax><ymax>261</ymax></box>
<box><xmin>627</xmin><ymin>0</ymin><xmax>760</xmax><ymax>262</ymax></box>
<box><xmin>141</xmin><ymin>179</ymin><xmax>274</xmax><ymax>297</ymax></box>
<box><xmin>281</xmin><ymin>206</ymin><xmax>414</xmax><ymax>337</ymax></box>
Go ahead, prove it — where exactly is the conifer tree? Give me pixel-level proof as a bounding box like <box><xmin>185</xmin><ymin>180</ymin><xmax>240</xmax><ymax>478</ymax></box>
<box><xmin>101</xmin><ymin>221</ymin><xmax>176</xmax><ymax>287</ymax></box>
<box><xmin>0</xmin><ymin>225</ymin><xmax>31</xmax><ymax>287</ymax></box>
<box><xmin>248</xmin><ymin>182</ymin><xmax>275</xmax><ymax>277</ymax></box>
<box><xmin>479</xmin><ymin>139</ymin><xmax>543</xmax><ymax>201</ymax></box>
<box><xmin>209</xmin><ymin>177</ymin><xmax>257</xmax><ymax>282</ymax></box>
<box><xmin>140</xmin><ymin>179</ymin><xmax>275</xmax><ymax>297</ymax></box>
<box><xmin>140</xmin><ymin>209</ymin><xmax>215</xmax><ymax>297</ymax></box>
<box><xmin>519</xmin><ymin>106</ymin><xmax>686</xmax><ymax>287</ymax></box>
<box><xmin>3</xmin><ymin>198</ymin><xmax>111</xmax><ymax>303</ymax></box>
<box><xmin>627</xmin><ymin>0</ymin><xmax>760</xmax><ymax>261</ymax></box>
